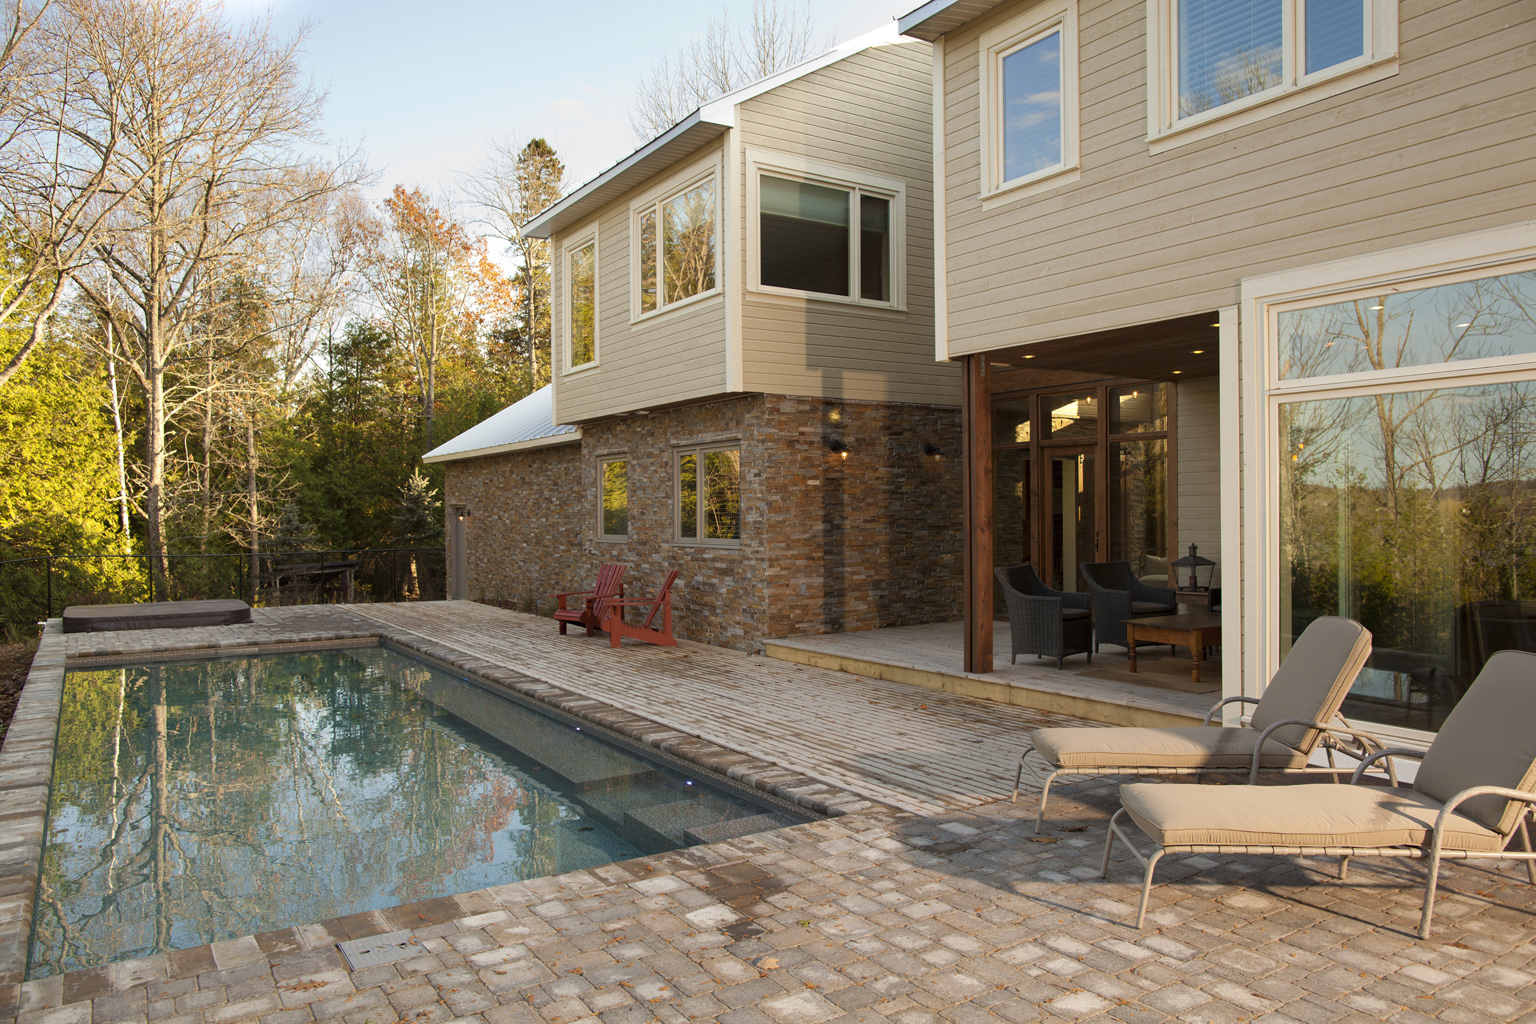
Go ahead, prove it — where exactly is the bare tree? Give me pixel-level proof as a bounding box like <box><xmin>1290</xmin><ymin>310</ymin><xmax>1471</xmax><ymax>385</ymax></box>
<box><xmin>0</xmin><ymin>0</ymin><xmax>146</xmax><ymax>388</ymax></box>
<box><xmin>64</xmin><ymin>0</ymin><xmax>368</xmax><ymax>593</ymax></box>
<box><xmin>464</xmin><ymin>138</ymin><xmax>564</xmax><ymax>386</ymax></box>
<box><xmin>629</xmin><ymin>0</ymin><xmax>828</xmax><ymax>141</ymax></box>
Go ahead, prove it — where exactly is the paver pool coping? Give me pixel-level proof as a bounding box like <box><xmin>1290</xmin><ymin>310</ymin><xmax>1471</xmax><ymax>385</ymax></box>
<box><xmin>0</xmin><ymin>617</ymin><xmax>890</xmax><ymax>997</ymax></box>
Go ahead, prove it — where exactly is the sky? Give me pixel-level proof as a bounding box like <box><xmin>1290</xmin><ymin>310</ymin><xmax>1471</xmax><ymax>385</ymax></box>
<box><xmin>245</xmin><ymin>0</ymin><xmax>912</xmax><ymax>215</ymax></box>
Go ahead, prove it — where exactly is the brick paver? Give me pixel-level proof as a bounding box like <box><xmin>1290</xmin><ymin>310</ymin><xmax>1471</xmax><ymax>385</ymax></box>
<box><xmin>3</xmin><ymin>601</ymin><xmax>1534</xmax><ymax>1024</ymax></box>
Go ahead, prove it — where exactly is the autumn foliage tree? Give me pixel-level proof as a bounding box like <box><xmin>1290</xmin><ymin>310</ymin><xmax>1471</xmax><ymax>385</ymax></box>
<box><xmin>362</xmin><ymin>186</ymin><xmax>512</xmax><ymax>448</ymax></box>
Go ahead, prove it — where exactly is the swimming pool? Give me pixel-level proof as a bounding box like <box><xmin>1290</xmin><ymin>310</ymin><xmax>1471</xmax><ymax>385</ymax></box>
<box><xmin>29</xmin><ymin>645</ymin><xmax>803</xmax><ymax>978</ymax></box>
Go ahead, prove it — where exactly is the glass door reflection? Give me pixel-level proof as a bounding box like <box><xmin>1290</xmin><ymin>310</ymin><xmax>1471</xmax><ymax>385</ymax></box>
<box><xmin>1049</xmin><ymin>449</ymin><xmax>1096</xmax><ymax>592</ymax></box>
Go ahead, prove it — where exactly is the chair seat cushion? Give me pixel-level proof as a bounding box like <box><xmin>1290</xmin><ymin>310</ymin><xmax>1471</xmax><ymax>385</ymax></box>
<box><xmin>1132</xmin><ymin>601</ymin><xmax>1173</xmax><ymax>614</ymax></box>
<box><xmin>1060</xmin><ymin>608</ymin><xmax>1090</xmax><ymax>621</ymax></box>
<box><xmin>1032</xmin><ymin>727</ymin><xmax>1309</xmax><ymax>771</ymax></box>
<box><xmin>1120</xmin><ymin>782</ymin><xmax>1504</xmax><ymax>853</ymax></box>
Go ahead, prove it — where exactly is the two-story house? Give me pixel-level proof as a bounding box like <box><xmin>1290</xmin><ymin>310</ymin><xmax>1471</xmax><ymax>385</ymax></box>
<box><xmin>900</xmin><ymin>0</ymin><xmax>1535</xmax><ymax>746</ymax></box>
<box><xmin>426</xmin><ymin>25</ymin><xmax>964</xmax><ymax>650</ymax></box>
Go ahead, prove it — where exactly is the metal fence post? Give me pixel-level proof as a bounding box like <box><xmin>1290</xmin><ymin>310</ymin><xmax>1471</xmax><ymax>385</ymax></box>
<box><xmin>45</xmin><ymin>555</ymin><xmax>52</xmax><ymax>619</ymax></box>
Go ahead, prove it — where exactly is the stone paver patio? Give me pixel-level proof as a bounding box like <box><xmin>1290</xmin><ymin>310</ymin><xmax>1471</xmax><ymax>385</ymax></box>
<box><xmin>3</xmin><ymin>601</ymin><xmax>1534</xmax><ymax>1024</ymax></box>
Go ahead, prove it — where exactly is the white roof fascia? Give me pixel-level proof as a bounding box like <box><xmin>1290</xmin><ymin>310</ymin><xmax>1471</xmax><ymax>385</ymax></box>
<box><xmin>898</xmin><ymin>0</ymin><xmax>1009</xmax><ymax>40</ymax></box>
<box><xmin>523</xmin><ymin>21</ymin><xmax>907</xmax><ymax>241</ymax></box>
<box><xmin>421</xmin><ymin>429</ymin><xmax>581</xmax><ymax>466</ymax></box>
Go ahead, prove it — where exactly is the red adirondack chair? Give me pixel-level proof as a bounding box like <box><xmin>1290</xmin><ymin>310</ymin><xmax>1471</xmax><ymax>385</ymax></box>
<box><xmin>599</xmin><ymin>569</ymin><xmax>680</xmax><ymax>648</ymax></box>
<box><xmin>552</xmin><ymin>563</ymin><xmax>625</xmax><ymax>637</ymax></box>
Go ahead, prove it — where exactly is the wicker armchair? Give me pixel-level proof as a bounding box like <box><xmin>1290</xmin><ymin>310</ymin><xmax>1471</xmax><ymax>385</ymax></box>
<box><xmin>1079</xmin><ymin>561</ymin><xmax>1176</xmax><ymax>651</ymax></box>
<box><xmin>995</xmin><ymin>565</ymin><xmax>1093</xmax><ymax>669</ymax></box>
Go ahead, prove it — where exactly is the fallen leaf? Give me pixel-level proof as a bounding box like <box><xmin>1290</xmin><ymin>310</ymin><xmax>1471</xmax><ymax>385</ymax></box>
<box><xmin>759</xmin><ymin>957</ymin><xmax>780</xmax><ymax>969</ymax></box>
<box><xmin>1060</xmin><ymin>826</ymin><xmax>1087</xmax><ymax>832</ymax></box>
<box><xmin>279</xmin><ymin>981</ymin><xmax>328</xmax><ymax>992</ymax></box>
<box><xmin>1030</xmin><ymin>836</ymin><xmax>1058</xmax><ymax>844</ymax></box>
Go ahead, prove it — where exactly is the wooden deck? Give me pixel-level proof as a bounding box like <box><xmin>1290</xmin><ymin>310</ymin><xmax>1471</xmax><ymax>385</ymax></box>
<box><xmin>766</xmin><ymin>620</ymin><xmax>1219</xmax><ymax>727</ymax></box>
<box><xmin>351</xmin><ymin>602</ymin><xmax>1092</xmax><ymax>816</ymax></box>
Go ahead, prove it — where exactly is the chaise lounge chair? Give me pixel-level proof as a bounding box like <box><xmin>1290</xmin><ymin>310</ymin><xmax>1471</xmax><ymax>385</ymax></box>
<box><xmin>1101</xmin><ymin>649</ymin><xmax>1536</xmax><ymax>937</ymax></box>
<box><xmin>1015</xmin><ymin>616</ymin><xmax>1377</xmax><ymax>831</ymax></box>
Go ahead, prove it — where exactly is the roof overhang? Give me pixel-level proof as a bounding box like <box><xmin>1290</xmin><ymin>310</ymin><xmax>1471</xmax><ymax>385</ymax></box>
<box><xmin>898</xmin><ymin>0</ymin><xmax>1010</xmax><ymax>40</ymax></box>
<box><xmin>522</xmin><ymin>116</ymin><xmax>731</xmax><ymax>240</ymax></box>
<box><xmin>421</xmin><ymin>429</ymin><xmax>582</xmax><ymax>466</ymax></box>
<box><xmin>523</xmin><ymin>22</ymin><xmax>907</xmax><ymax>241</ymax></box>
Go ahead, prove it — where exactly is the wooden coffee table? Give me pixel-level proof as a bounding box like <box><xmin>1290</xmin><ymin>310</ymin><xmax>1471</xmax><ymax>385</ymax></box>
<box><xmin>1124</xmin><ymin>611</ymin><xmax>1223</xmax><ymax>684</ymax></box>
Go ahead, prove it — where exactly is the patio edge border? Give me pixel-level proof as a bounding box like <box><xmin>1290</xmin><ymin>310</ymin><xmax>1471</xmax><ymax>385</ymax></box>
<box><xmin>0</xmin><ymin>621</ymin><xmax>64</xmax><ymax>992</ymax></box>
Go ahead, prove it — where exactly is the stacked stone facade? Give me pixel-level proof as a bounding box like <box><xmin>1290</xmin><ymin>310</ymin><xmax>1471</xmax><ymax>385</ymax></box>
<box><xmin>444</xmin><ymin>394</ymin><xmax>962</xmax><ymax>650</ymax></box>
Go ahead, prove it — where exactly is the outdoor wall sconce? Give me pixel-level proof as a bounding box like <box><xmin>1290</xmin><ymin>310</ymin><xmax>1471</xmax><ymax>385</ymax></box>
<box><xmin>455</xmin><ymin>506</ymin><xmax>471</xmax><ymax>522</ymax></box>
<box><xmin>829</xmin><ymin>437</ymin><xmax>851</xmax><ymax>458</ymax></box>
<box><xmin>923</xmin><ymin>443</ymin><xmax>944</xmax><ymax>458</ymax></box>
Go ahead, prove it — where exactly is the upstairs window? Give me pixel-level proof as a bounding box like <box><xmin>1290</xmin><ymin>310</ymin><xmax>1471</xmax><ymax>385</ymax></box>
<box><xmin>566</xmin><ymin>235</ymin><xmax>596</xmax><ymax>370</ymax></box>
<box><xmin>635</xmin><ymin>173</ymin><xmax>717</xmax><ymax>317</ymax></box>
<box><xmin>1152</xmin><ymin>0</ymin><xmax>1395</xmax><ymax>141</ymax></box>
<box><xmin>749</xmin><ymin>152</ymin><xmax>905</xmax><ymax>308</ymax></box>
<box><xmin>982</xmin><ymin>1</ymin><xmax>1079</xmax><ymax>198</ymax></box>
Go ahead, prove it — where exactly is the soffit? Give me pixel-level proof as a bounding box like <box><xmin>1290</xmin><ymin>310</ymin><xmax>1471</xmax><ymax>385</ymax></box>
<box><xmin>985</xmin><ymin>313</ymin><xmax>1221</xmax><ymax>385</ymax></box>
<box><xmin>899</xmin><ymin>0</ymin><xmax>1011</xmax><ymax>41</ymax></box>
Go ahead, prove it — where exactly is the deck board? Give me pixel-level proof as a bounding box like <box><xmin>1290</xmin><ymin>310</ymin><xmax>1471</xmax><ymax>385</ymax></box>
<box><xmin>351</xmin><ymin>601</ymin><xmax>1092</xmax><ymax>816</ymax></box>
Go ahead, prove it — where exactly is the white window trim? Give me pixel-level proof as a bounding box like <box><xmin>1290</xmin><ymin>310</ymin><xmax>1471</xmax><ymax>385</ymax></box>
<box><xmin>674</xmin><ymin>440</ymin><xmax>743</xmax><ymax>547</ymax></box>
<box><xmin>562</xmin><ymin>225</ymin><xmax>599</xmax><ymax>375</ymax></box>
<box><xmin>629</xmin><ymin>152</ymin><xmax>723</xmax><ymax>325</ymax></box>
<box><xmin>979</xmin><ymin>0</ymin><xmax>1080</xmax><ymax>202</ymax></box>
<box><xmin>597</xmin><ymin>455</ymin><xmax>629</xmax><ymax>542</ymax></box>
<box><xmin>1238</xmin><ymin>221</ymin><xmax>1536</xmax><ymax>749</ymax></box>
<box><xmin>1146</xmin><ymin>0</ymin><xmax>1398</xmax><ymax>153</ymax></box>
<box><xmin>745</xmin><ymin>147</ymin><xmax>907</xmax><ymax>311</ymax></box>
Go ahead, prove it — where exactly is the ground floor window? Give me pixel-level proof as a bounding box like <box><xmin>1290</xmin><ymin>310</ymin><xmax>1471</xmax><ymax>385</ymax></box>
<box><xmin>600</xmin><ymin>458</ymin><xmax>628</xmax><ymax>539</ymax></box>
<box><xmin>1264</xmin><ymin>256</ymin><xmax>1536</xmax><ymax>732</ymax></box>
<box><xmin>1279</xmin><ymin>381</ymin><xmax>1536</xmax><ymax>731</ymax></box>
<box><xmin>677</xmin><ymin>445</ymin><xmax>740</xmax><ymax>543</ymax></box>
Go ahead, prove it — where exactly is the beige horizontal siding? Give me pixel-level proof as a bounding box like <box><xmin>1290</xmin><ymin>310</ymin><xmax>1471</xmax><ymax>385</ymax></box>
<box><xmin>1175</xmin><ymin>376</ymin><xmax>1223</xmax><ymax>586</ymax></box>
<box><xmin>552</xmin><ymin>141</ymin><xmax>729</xmax><ymax>424</ymax></box>
<box><xmin>737</xmin><ymin>42</ymin><xmax>961</xmax><ymax>406</ymax></box>
<box><xmin>938</xmin><ymin>0</ymin><xmax>1536</xmax><ymax>355</ymax></box>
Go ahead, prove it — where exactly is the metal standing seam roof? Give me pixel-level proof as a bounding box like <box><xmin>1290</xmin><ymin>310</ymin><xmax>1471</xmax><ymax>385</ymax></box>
<box><xmin>420</xmin><ymin>385</ymin><xmax>578</xmax><ymax>464</ymax></box>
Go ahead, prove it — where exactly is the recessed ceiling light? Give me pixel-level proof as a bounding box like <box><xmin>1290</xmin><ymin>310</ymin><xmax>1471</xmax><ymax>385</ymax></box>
<box><xmin>1209</xmin><ymin>322</ymin><xmax>1220</xmax><ymax>328</ymax></box>
<box><xmin>1192</xmin><ymin>349</ymin><xmax>1205</xmax><ymax>354</ymax></box>
<box><xmin>1172</xmin><ymin>370</ymin><xmax>1182</xmax><ymax>374</ymax></box>
<box><xmin>1023</xmin><ymin>354</ymin><xmax>1035</xmax><ymax>359</ymax></box>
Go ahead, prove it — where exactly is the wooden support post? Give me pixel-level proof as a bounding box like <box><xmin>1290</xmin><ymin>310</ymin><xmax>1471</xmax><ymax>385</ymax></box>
<box><xmin>962</xmin><ymin>354</ymin><xmax>994</xmax><ymax>673</ymax></box>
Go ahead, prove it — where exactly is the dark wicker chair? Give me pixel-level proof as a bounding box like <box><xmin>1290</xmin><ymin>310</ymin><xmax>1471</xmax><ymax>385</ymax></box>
<box><xmin>1080</xmin><ymin>561</ymin><xmax>1176</xmax><ymax>651</ymax></box>
<box><xmin>995</xmin><ymin>565</ymin><xmax>1093</xmax><ymax>669</ymax></box>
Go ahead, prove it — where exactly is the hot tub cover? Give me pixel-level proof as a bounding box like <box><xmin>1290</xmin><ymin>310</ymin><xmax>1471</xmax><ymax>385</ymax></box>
<box><xmin>62</xmin><ymin>599</ymin><xmax>252</xmax><ymax>633</ymax></box>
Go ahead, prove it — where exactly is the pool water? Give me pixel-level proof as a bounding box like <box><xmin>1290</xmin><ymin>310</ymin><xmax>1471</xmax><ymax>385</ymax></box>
<box><xmin>29</xmin><ymin>646</ymin><xmax>800</xmax><ymax>978</ymax></box>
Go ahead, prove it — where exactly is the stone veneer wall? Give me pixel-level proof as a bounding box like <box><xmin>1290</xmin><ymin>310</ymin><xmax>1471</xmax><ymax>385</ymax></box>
<box><xmin>444</xmin><ymin>394</ymin><xmax>962</xmax><ymax>650</ymax></box>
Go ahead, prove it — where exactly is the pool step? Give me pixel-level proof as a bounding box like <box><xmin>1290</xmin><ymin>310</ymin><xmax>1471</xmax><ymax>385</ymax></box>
<box><xmin>622</xmin><ymin>794</ymin><xmax>747</xmax><ymax>848</ymax></box>
<box><xmin>683</xmin><ymin>812</ymin><xmax>800</xmax><ymax>845</ymax></box>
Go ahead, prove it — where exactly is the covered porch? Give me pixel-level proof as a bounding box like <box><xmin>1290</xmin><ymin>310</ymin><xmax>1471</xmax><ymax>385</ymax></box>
<box><xmin>767</xmin><ymin>620</ymin><xmax>1221</xmax><ymax>727</ymax></box>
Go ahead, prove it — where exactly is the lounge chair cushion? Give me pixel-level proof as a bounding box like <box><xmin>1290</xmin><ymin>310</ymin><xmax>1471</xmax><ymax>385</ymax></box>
<box><xmin>1061</xmin><ymin>608</ymin><xmax>1090</xmax><ymax>621</ymax></box>
<box><xmin>1120</xmin><ymin>782</ymin><xmax>1505</xmax><ymax>853</ymax></box>
<box><xmin>1248</xmin><ymin>617</ymin><xmax>1373</xmax><ymax>753</ymax></box>
<box><xmin>1032</xmin><ymin>726</ymin><xmax>1311</xmax><ymax>771</ymax></box>
<box><xmin>1413</xmin><ymin>650</ymin><xmax>1536</xmax><ymax>834</ymax></box>
<box><xmin>1131</xmin><ymin>601</ymin><xmax>1171</xmax><ymax>614</ymax></box>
